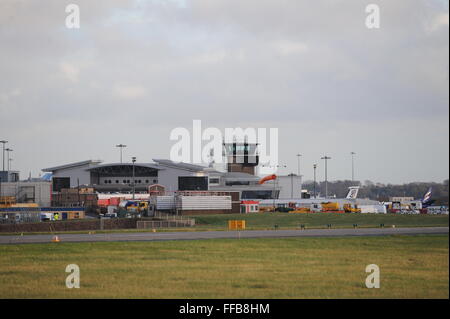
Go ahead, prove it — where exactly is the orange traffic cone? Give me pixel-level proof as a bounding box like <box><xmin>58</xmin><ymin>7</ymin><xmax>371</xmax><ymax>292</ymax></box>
<box><xmin>52</xmin><ymin>235</ymin><xmax>60</xmax><ymax>243</ymax></box>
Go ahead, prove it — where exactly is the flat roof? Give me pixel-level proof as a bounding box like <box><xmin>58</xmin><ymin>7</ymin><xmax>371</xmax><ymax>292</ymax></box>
<box><xmin>152</xmin><ymin>159</ymin><xmax>207</xmax><ymax>172</ymax></box>
<box><xmin>87</xmin><ymin>163</ymin><xmax>161</xmax><ymax>171</ymax></box>
<box><xmin>42</xmin><ymin>160</ymin><xmax>102</xmax><ymax>172</ymax></box>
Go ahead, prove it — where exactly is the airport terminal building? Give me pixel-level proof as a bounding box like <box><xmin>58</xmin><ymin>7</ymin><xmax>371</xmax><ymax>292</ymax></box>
<box><xmin>42</xmin><ymin>158</ymin><xmax>281</xmax><ymax>200</ymax></box>
<box><xmin>41</xmin><ymin>143</ymin><xmax>296</xmax><ymax>200</ymax></box>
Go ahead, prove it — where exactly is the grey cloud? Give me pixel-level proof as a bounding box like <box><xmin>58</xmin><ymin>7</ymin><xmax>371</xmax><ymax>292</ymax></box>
<box><xmin>0</xmin><ymin>0</ymin><xmax>448</xmax><ymax>183</ymax></box>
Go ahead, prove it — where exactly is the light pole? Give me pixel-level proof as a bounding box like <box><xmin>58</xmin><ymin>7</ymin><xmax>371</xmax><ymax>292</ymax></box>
<box><xmin>290</xmin><ymin>173</ymin><xmax>294</xmax><ymax>198</ymax></box>
<box><xmin>132</xmin><ymin>157</ymin><xmax>136</xmax><ymax>200</ymax></box>
<box><xmin>321</xmin><ymin>156</ymin><xmax>331</xmax><ymax>198</ymax></box>
<box><xmin>296</xmin><ymin>154</ymin><xmax>302</xmax><ymax>176</ymax></box>
<box><xmin>313</xmin><ymin>164</ymin><xmax>317</xmax><ymax>199</ymax></box>
<box><xmin>8</xmin><ymin>158</ymin><xmax>13</xmax><ymax>171</ymax></box>
<box><xmin>0</xmin><ymin>140</ymin><xmax>7</xmax><ymax>171</ymax></box>
<box><xmin>5</xmin><ymin>148</ymin><xmax>13</xmax><ymax>171</ymax></box>
<box><xmin>116</xmin><ymin>144</ymin><xmax>127</xmax><ymax>163</ymax></box>
<box><xmin>351</xmin><ymin>152</ymin><xmax>356</xmax><ymax>182</ymax></box>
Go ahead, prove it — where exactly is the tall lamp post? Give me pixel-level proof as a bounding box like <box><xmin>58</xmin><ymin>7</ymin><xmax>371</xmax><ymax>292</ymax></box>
<box><xmin>296</xmin><ymin>154</ymin><xmax>302</xmax><ymax>176</ymax></box>
<box><xmin>351</xmin><ymin>152</ymin><xmax>356</xmax><ymax>182</ymax></box>
<box><xmin>0</xmin><ymin>140</ymin><xmax>7</xmax><ymax>171</ymax></box>
<box><xmin>5</xmin><ymin>148</ymin><xmax>13</xmax><ymax>171</ymax></box>
<box><xmin>116</xmin><ymin>144</ymin><xmax>127</xmax><ymax>163</ymax></box>
<box><xmin>132</xmin><ymin>157</ymin><xmax>136</xmax><ymax>200</ymax></box>
<box><xmin>321</xmin><ymin>156</ymin><xmax>331</xmax><ymax>198</ymax></box>
<box><xmin>313</xmin><ymin>164</ymin><xmax>317</xmax><ymax>199</ymax></box>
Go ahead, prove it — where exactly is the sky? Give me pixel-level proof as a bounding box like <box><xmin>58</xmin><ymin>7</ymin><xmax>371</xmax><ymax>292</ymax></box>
<box><xmin>0</xmin><ymin>0</ymin><xmax>448</xmax><ymax>184</ymax></box>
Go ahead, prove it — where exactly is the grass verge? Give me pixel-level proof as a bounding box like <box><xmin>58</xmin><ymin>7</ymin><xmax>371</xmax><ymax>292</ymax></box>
<box><xmin>0</xmin><ymin>234</ymin><xmax>447</xmax><ymax>298</ymax></box>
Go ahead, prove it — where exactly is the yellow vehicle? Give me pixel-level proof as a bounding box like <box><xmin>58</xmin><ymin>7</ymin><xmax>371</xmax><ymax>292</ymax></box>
<box><xmin>289</xmin><ymin>207</ymin><xmax>311</xmax><ymax>213</ymax></box>
<box><xmin>125</xmin><ymin>200</ymin><xmax>149</xmax><ymax>213</ymax></box>
<box><xmin>138</xmin><ymin>201</ymin><xmax>149</xmax><ymax>212</ymax></box>
<box><xmin>321</xmin><ymin>202</ymin><xmax>340</xmax><ymax>212</ymax></box>
<box><xmin>343</xmin><ymin>203</ymin><xmax>361</xmax><ymax>213</ymax></box>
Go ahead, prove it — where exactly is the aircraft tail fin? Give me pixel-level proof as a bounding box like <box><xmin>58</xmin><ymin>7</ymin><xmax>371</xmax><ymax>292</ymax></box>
<box><xmin>346</xmin><ymin>186</ymin><xmax>360</xmax><ymax>200</ymax></box>
<box><xmin>422</xmin><ymin>187</ymin><xmax>434</xmax><ymax>207</ymax></box>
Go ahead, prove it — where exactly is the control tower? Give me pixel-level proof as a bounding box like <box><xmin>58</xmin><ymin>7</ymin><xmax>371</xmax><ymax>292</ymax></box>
<box><xmin>223</xmin><ymin>141</ymin><xmax>259</xmax><ymax>175</ymax></box>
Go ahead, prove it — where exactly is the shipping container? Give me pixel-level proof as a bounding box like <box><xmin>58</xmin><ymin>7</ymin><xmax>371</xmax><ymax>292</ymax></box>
<box><xmin>40</xmin><ymin>207</ymin><xmax>85</xmax><ymax>220</ymax></box>
<box><xmin>154</xmin><ymin>196</ymin><xmax>176</xmax><ymax>210</ymax></box>
<box><xmin>176</xmin><ymin>196</ymin><xmax>232</xmax><ymax>211</ymax></box>
<box><xmin>97</xmin><ymin>199</ymin><xmax>110</xmax><ymax>207</ymax></box>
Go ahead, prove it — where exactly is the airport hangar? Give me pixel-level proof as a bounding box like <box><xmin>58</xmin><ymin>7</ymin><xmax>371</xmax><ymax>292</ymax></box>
<box><xmin>41</xmin><ymin>159</ymin><xmax>282</xmax><ymax>200</ymax></box>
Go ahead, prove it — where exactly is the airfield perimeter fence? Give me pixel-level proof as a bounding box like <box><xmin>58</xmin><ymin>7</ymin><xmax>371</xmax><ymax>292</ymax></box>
<box><xmin>136</xmin><ymin>220</ymin><xmax>195</xmax><ymax>229</ymax></box>
<box><xmin>154</xmin><ymin>211</ymin><xmax>195</xmax><ymax>223</ymax></box>
<box><xmin>0</xmin><ymin>208</ymin><xmax>41</xmax><ymax>224</ymax></box>
<box><xmin>144</xmin><ymin>211</ymin><xmax>196</xmax><ymax>228</ymax></box>
<box><xmin>0</xmin><ymin>215</ymin><xmax>195</xmax><ymax>233</ymax></box>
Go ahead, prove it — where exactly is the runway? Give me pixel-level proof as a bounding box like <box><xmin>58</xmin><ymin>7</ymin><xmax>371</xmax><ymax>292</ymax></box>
<box><xmin>0</xmin><ymin>227</ymin><xmax>448</xmax><ymax>244</ymax></box>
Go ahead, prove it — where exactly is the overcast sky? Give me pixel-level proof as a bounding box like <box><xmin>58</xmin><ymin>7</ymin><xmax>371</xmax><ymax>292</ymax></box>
<box><xmin>0</xmin><ymin>0</ymin><xmax>448</xmax><ymax>184</ymax></box>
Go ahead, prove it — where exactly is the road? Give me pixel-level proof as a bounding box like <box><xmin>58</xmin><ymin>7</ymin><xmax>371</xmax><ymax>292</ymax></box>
<box><xmin>0</xmin><ymin>227</ymin><xmax>448</xmax><ymax>244</ymax></box>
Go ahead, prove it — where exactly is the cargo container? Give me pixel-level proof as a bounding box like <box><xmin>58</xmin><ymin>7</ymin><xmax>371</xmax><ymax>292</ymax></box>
<box><xmin>176</xmin><ymin>195</ymin><xmax>232</xmax><ymax>211</ymax></box>
<box><xmin>152</xmin><ymin>196</ymin><xmax>176</xmax><ymax>210</ymax></box>
<box><xmin>359</xmin><ymin>205</ymin><xmax>387</xmax><ymax>214</ymax></box>
<box><xmin>40</xmin><ymin>207</ymin><xmax>85</xmax><ymax>220</ymax></box>
<box><xmin>97</xmin><ymin>199</ymin><xmax>110</xmax><ymax>207</ymax></box>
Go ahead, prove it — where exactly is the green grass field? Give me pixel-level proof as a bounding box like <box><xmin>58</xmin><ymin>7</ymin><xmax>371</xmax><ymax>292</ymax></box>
<box><xmin>193</xmin><ymin>212</ymin><xmax>449</xmax><ymax>230</ymax></box>
<box><xmin>0</xmin><ymin>234</ymin><xmax>447</xmax><ymax>298</ymax></box>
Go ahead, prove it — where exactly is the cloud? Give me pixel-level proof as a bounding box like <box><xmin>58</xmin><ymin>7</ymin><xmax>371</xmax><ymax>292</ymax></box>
<box><xmin>427</xmin><ymin>12</ymin><xmax>449</xmax><ymax>32</ymax></box>
<box><xmin>59</xmin><ymin>62</ymin><xmax>80</xmax><ymax>82</ymax></box>
<box><xmin>113</xmin><ymin>85</ymin><xmax>147</xmax><ymax>99</ymax></box>
<box><xmin>0</xmin><ymin>88</ymin><xmax>21</xmax><ymax>104</ymax></box>
<box><xmin>0</xmin><ymin>0</ymin><xmax>448</xmax><ymax>183</ymax></box>
<box><xmin>273</xmin><ymin>40</ymin><xmax>308</xmax><ymax>56</ymax></box>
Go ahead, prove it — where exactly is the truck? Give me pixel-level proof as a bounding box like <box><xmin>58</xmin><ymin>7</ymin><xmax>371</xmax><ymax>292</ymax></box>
<box><xmin>343</xmin><ymin>203</ymin><xmax>361</xmax><ymax>213</ymax></box>
<box><xmin>321</xmin><ymin>202</ymin><xmax>341</xmax><ymax>212</ymax></box>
